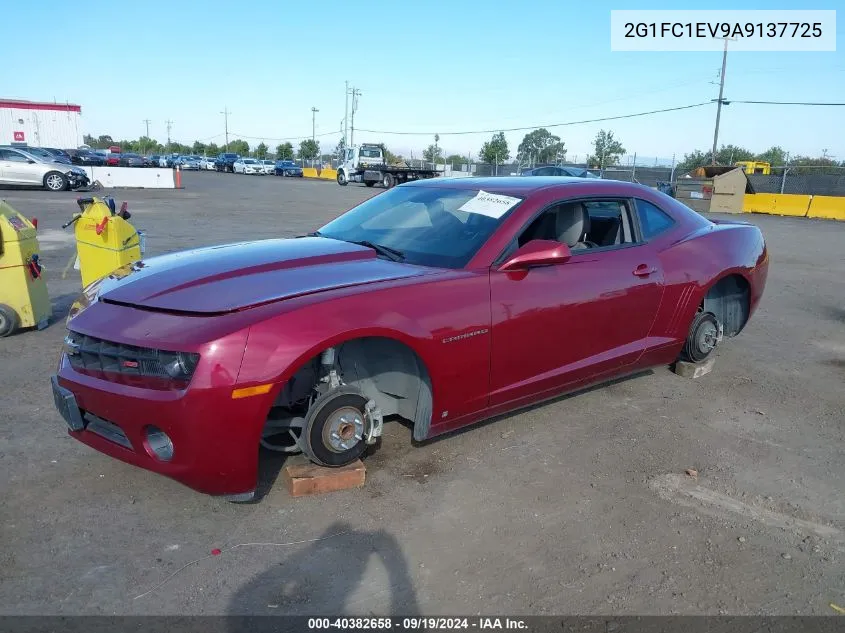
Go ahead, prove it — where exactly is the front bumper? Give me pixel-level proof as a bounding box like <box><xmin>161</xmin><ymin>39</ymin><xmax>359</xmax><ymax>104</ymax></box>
<box><xmin>67</xmin><ymin>171</ymin><xmax>90</xmax><ymax>189</ymax></box>
<box><xmin>52</xmin><ymin>351</ymin><xmax>272</xmax><ymax>496</ymax></box>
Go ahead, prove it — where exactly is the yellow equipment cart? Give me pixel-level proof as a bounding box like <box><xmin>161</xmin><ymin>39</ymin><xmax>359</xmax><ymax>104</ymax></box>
<box><xmin>66</xmin><ymin>197</ymin><xmax>143</xmax><ymax>288</ymax></box>
<box><xmin>0</xmin><ymin>201</ymin><xmax>51</xmax><ymax>337</ymax></box>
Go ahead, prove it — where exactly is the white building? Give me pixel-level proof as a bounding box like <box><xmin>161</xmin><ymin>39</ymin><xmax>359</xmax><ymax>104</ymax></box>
<box><xmin>0</xmin><ymin>98</ymin><xmax>82</xmax><ymax>149</ymax></box>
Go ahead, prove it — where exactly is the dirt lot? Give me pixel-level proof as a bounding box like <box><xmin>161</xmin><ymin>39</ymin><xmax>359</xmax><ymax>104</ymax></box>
<box><xmin>1</xmin><ymin>172</ymin><xmax>843</xmax><ymax>616</ymax></box>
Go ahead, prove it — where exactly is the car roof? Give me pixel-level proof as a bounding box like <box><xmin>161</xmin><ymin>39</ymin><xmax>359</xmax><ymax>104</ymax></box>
<box><xmin>404</xmin><ymin>176</ymin><xmax>653</xmax><ymax>196</ymax></box>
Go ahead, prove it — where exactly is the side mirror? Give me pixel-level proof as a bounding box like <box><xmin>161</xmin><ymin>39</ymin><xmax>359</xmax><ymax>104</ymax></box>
<box><xmin>499</xmin><ymin>239</ymin><xmax>571</xmax><ymax>271</ymax></box>
<box><xmin>27</xmin><ymin>159</ymin><xmax>36</xmax><ymax>164</ymax></box>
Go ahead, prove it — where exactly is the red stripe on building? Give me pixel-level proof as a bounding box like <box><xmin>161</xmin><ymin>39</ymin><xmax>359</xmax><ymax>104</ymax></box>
<box><xmin>0</xmin><ymin>99</ymin><xmax>82</xmax><ymax>113</ymax></box>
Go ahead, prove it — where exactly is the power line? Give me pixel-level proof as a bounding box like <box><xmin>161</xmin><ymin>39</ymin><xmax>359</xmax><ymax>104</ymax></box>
<box><xmin>228</xmin><ymin>130</ymin><xmax>339</xmax><ymax>142</ymax></box>
<box><xmin>727</xmin><ymin>100</ymin><xmax>845</xmax><ymax>106</ymax></box>
<box><xmin>354</xmin><ymin>102</ymin><xmax>712</xmax><ymax>136</ymax></box>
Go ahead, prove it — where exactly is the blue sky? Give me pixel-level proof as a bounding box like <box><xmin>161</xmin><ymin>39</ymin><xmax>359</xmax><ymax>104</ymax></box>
<box><xmin>5</xmin><ymin>1</ymin><xmax>843</xmax><ymax>162</ymax></box>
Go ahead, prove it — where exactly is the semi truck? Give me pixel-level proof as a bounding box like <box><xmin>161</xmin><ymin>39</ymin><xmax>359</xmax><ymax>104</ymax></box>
<box><xmin>336</xmin><ymin>144</ymin><xmax>441</xmax><ymax>188</ymax></box>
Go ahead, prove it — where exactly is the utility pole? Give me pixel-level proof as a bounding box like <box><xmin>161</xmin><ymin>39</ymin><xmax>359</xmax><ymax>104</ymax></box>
<box><xmin>220</xmin><ymin>107</ymin><xmax>230</xmax><ymax>152</ymax></box>
<box><xmin>165</xmin><ymin>119</ymin><xmax>173</xmax><ymax>151</ymax></box>
<box><xmin>311</xmin><ymin>107</ymin><xmax>319</xmax><ymax>142</ymax></box>
<box><xmin>711</xmin><ymin>37</ymin><xmax>731</xmax><ymax>165</ymax></box>
<box><xmin>142</xmin><ymin>119</ymin><xmax>151</xmax><ymax>154</ymax></box>
<box><xmin>344</xmin><ymin>80</ymin><xmax>349</xmax><ymax>149</ymax></box>
<box><xmin>349</xmin><ymin>88</ymin><xmax>361</xmax><ymax>147</ymax></box>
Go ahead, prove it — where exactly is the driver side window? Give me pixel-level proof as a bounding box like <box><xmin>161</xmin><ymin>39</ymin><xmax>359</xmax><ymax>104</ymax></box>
<box><xmin>515</xmin><ymin>198</ymin><xmax>636</xmax><ymax>251</ymax></box>
<box><xmin>0</xmin><ymin>150</ymin><xmax>29</xmax><ymax>163</ymax></box>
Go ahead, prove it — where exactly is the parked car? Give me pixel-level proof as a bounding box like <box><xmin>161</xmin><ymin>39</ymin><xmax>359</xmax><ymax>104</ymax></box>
<box><xmin>214</xmin><ymin>153</ymin><xmax>240</xmax><ymax>172</ymax></box>
<box><xmin>119</xmin><ymin>153</ymin><xmax>146</xmax><ymax>167</ymax></box>
<box><xmin>149</xmin><ymin>155</ymin><xmax>161</xmax><ymax>167</ymax></box>
<box><xmin>14</xmin><ymin>146</ymin><xmax>72</xmax><ymax>165</ymax></box>
<box><xmin>105</xmin><ymin>153</ymin><xmax>121</xmax><ymax>167</ymax></box>
<box><xmin>201</xmin><ymin>157</ymin><xmax>216</xmax><ymax>170</ymax></box>
<box><xmin>274</xmin><ymin>160</ymin><xmax>303</xmax><ymax>177</ymax></box>
<box><xmin>522</xmin><ymin>165</ymin><xmax>599</xmax><ymax>178</ymax></box>
<box><xmin>70</xmin><ymin>149</ymin><xmax>105</xmax><ymax>166</ymax></box>
<box><xmin>233</xmin><ymin>158</ymin><xmax>263</xmax><ymax>174</ymax></box>
<box><xmin>178</xmin><ymin>156</ymin><xmax>202</xmax><ymax>170</ymax></box>
<box><xmin>0</xmin><ymin>146</ymin><xmax>90</xmax><ymax>191</ymax></box>
<box><xmin>43</xmin><ymin>148</ymin><xmax>73</xmax><ymax>163</ymax></box>
<box><xmin>52</xmin><ymin>177</ymin><xmax>768</xmax><ymax>498</ymax></box>
<box><xmin>259</xmin><ymin>160</ymin><xmax>275</xmax><ymax>175</ymax></box>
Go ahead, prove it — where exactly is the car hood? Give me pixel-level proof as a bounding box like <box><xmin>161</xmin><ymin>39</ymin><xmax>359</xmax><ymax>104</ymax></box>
<box><xmin>97</xmin><ymin>237</ymin><xmax>432</xmax><ymax>314</ymax></box>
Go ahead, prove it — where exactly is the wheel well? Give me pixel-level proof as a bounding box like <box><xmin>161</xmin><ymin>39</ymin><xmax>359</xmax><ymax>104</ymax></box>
<box><xmin>271</xmin><ymin>337</ymin><xmax>433</xmax><ymax>442</ymax></box>
<box><xmin>702</xmin><ymin>274</ymin><xmax>750</xmax><ymax>337</ymax></box>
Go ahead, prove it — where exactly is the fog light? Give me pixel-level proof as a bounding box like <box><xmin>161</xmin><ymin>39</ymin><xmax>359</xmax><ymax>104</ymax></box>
<box><xmin>145</xmin><ymin>426</ymin><xmax>174</xmax><ymax>461</ymax></box>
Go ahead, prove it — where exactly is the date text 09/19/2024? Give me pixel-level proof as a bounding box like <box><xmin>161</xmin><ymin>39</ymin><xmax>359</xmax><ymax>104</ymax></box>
<box><xmin>307</xmin><ymin>617</ymin><xmax>528</xmax><ymax>630</ymax></box>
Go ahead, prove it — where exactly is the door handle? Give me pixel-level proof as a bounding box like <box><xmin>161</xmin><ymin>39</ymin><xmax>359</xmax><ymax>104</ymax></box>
<box><xmin>633</xmin><ymin>264</ymin><xmax>656</xmax><ymax>277</ymax></box>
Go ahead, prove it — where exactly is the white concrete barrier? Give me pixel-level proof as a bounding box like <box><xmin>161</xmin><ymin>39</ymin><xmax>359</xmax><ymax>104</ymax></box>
<box><xmin>81</xmin><ymin>167</ymin><xmax>176</xmax><ymax>189</ymax></box>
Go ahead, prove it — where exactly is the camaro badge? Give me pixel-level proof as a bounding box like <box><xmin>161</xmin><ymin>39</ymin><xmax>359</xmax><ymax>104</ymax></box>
<box><xmin>442</xmin><ymin>329</ymin><xmax>489</xmax><ymax>344</ymax></box>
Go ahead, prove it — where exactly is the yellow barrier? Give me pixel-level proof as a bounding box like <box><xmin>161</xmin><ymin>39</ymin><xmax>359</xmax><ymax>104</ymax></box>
<box><xmin>319</xmin><ymin>168</ymin><xmax>338</xmax><ymax>181</ymax></box>
<box><xmin>743</xmin><ymin>193</ymin><xmax>812</xmax><ymax>217</ymax></box>
<box><xmin>807</xmin><ymin>196</ymin><xmax>845</xmax><ymax>221</ymax></box>
<box><xmin>302</xmin><ymin>167</ymin><xmax>319</xmax><ymax>178</ymax></box>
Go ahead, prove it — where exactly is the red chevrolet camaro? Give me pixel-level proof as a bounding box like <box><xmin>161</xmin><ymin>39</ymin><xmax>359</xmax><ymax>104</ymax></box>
<box><xmin>52</xmin><ymin>177</ymin><xmax>768</xmax><ymax>500</ymax></box>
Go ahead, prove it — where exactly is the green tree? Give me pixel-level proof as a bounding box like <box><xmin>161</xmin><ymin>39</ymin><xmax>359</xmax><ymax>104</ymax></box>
<box><xmin>422</xmin><ymin>144</ymin><xmax>443</xmax><ymax>163</ymax></box>
<box><xmin>517</xmin><ymin>128</ymin><xmax>566</xmax><ymax>164</ymax></box>
<box><xmin>445</xmin><ymin>154</ymin><xmax>467</xmax><ymax>166</ymax></box>
<box><xmin>374</xmin><ymin>143</ymin><xmax>402</xmax><ymax>165</ymax></box>
<box><xmin>192</xmin><ymin>141</ymin><xmax>207</xmax><ymax>155</ymax></box>
<box><xmin>676</xmin><ymin>144</ymin><xmax>756</xmax><ymax>172</ymax></box>
<box><xmin>587</xmin><ymin>129</ymin><xmax>625</xmax><ymax>168</ymax></box>
<box><xmin>335</xmin><ymin>138</ymin><xmax>347</xmax><ymax>158</ymax></box>
<box><xmin>717</xmin><ymin>144</ymin><xmax>754</xmax><ymax>165</ymax></box>
<box><xmin>298</xmin><ymin>139</ymin><xmax>319</xmax><ymax>161</ymax></box>
<box><xmin>227</xmin><ymin>139</ymin><xmax>250</xmax><ymax>155</ymax></box>
<box><xmin>206</xmin><ymin>142</ymin><xmax>220</xmax><ymax>157</ymax></box>
<box><xmin>479</xmin><ymin>132</ymin><xmax>509</xmax><ymax>165</ymax></box>
<box><xmin>276</xmin><ymin>142</ymin><xmax>294</xmax><ymax>159</ymax></box>
<box><xmin>254</xmin><ymin>142</ymin><xmax>268</xmax><ymax>159</ymax></box>
<box><xmin>755</xmin><ymin>146</ymin><xmax>787</xmax><ymax>167</ymax></box>
<box><xmin>97</xmin><ymin>135</ymin><xmax>114</xmax><ymax>149</ymax></box>
<box><xmin>787</xmin><ymin>155</ymin><xmax>842</xmax><ymax>175</ymax></box>
<box><xmin>676</xmin><ymin>149</ymin><xmax>710</xmax><ymax>173</ymax></box>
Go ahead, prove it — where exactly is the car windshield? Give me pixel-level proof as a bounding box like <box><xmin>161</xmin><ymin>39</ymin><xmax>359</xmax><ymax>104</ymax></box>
<box><xmin>20</xmin><ymin>147</ymin><xmax>52</xmax><ymax>159</ymax></box>
<box><xmin>243</xmin><ymin>159</ymin><xmax>258</xmax><ymax>164</ymax></box>
<box><xmin>277</xmin><ymin>161</ymin><xmax>295</xmax><ymax>166</ymax></box>
<box><xmin>124</xmin><ymin>154</ymin><xmax>140</xmax><ymax>158</ymax></box>
<box><xmin>360</xmin><ymin>148</ymin><xmax>381</xmax><ymax>158</ymax></box>
<box><xmin>317</xmin><ymin>186</ymin><xmax>523</xmax><ymax>269</ymax></box>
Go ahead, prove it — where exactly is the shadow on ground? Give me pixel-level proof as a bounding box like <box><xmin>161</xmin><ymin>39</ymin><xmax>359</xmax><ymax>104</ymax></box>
<box><xmin>227</xmin><ymin>522</ymin><xmax>419</xmax><ymax>617</ymax></box>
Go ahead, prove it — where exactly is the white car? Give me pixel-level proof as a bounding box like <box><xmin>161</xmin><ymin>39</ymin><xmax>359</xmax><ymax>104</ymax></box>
<box><xmin>233</xmin><ymin>158</ymin><xmax>264</xmax><ymax>174</ymax></box>
<box><xmin>260</xmin><ymin>160</ymin><xmax>275</xmax><ymax>175</ymax></box>
<box><xmin>202</xmin><ymin>157</ymin><xmax>216</xmax><ymax>170</ymax></box>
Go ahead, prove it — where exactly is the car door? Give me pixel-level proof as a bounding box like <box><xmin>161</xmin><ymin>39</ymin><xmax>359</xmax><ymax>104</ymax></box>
<box><xmin>0</xmin><ymin>149</ymin><xmax>41</xmax><ymax>184</ymax></box>
<box><xmin>488</xmin><ymin>197</ymin><xmax>665</xmax><ymax>407</ymax></box>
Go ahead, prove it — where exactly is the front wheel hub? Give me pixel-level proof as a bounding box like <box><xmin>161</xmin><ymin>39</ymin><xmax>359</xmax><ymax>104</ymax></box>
<box><xmin>696</xmin><ymin>321</ymin><xmax>719</xmax><ymax>354</ymax></box>
<box><xmin>324</xmin><ymin>406</ymin><xmax>364</xmax><ymax>452</ymax></box>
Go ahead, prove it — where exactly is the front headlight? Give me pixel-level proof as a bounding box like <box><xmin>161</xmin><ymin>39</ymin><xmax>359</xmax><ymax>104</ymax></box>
<box><xmin>160</xmin><ymin>351</ymin><xmax>200</xmax><ymax>380</ymax></box>
<box><xmin>66</xmin><ymin>278</ymin><xmax>104</xmax><ymax>323</ymax></box>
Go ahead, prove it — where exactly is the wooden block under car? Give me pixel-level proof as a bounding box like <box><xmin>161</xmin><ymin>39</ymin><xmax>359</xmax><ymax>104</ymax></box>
<box><xmin>672</xmin><ymin>358</ymin><xmax>715</xmax><ymax>379</ymax></box>
<box><xmin>283</xmin><ymin>460</ymin><xmax>366</xmax><ymax>497</ymax></box>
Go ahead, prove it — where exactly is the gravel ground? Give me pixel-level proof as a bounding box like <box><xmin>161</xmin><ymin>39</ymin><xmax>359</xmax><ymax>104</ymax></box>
<box><xmin>0</xmin><ymin>172</ymin><xmax>843</xmax><ymax>616</ymax></box>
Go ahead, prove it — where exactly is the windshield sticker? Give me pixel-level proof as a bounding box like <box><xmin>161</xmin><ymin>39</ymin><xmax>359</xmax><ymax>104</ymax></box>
<box><xmin>458</xmin><ymin>190</ymin><xmax>521</xmax><ymax>219</ymax></box>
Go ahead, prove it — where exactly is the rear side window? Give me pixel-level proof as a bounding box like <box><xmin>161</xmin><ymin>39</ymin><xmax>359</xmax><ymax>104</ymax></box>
<box><xmin>635</xmin><ymin>199</ymin><xmax>675</xmax><ymax>240</ymax></box>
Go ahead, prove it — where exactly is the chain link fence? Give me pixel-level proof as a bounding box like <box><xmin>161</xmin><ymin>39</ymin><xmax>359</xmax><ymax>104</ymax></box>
<box><xmin>747</xmin><ymin>170</ymin><xmax>845</xmax><ymax>196</ymax></box>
